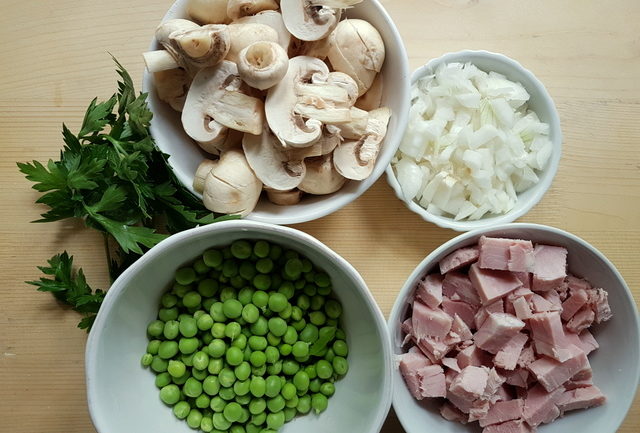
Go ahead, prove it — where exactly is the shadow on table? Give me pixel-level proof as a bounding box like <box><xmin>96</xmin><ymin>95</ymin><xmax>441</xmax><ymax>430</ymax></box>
<box><xmin>381</xmin><ymin>408</ymin><xmax>405</xmax><ymax>433</ymax></box>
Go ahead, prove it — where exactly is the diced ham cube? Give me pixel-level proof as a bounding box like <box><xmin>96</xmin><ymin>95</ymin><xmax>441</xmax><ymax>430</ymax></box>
<box><xmin>398</xmin><ymin>352</ymin><xmax>432</xmax><ymax>399</ymax></box>
<box><xmin>417</xmin><ymin>364</ymin><xmax>446</xmax><ymax>398</ymax></box>
<box><xmin>566</xmin><ymin>274</ymin><xmax>592</xmax><ymax>291</ymax></box>
<box><xmin>470</xmin><ymin>264</ymin><xmax>523</xmax><ymax>305</ymax></box>
<box><xmin>564</xmin><ymin>377</ymin><xmax>594</xmax><ymax>390</ymax></box>
<box><xmin>469</xmin><ymin>399</ymin><xmax>491</xmax><ymax>422</ymax></box>
<box><xmin>529</xmin><ymin>312</ymin><xmax>571</xmax><ymax>362</ymax></box>
<box><xmin>447</xmin><ymin>389</ymin><xmax>474</xmax><ymax>414</ymax></box>
<box><xmin>440</xmin><ymin>402</ymin><xmax>469</xmax><ymax>424</ymax></box>
<box><xmin>475</xmin><ymin>299</ymin><xmax>505</xmax><ymax>329</ymax></box>
<box><xmin>482</xmin><ymin>419</ymin><xmax>534</xmax><ymax>433</ymax></box>
<box><xmin>527</xmin><ymin>345</ymin><xmax>589</xmax><ymax>392</ymax></box>
<box><xmin>443</xmin><ymin>271</ymin><xmax>481</xmax><ymax>305</ymax></box>
<box><xmin>517</xmin><ymin>344</ymin><xmax>536</xmax><ymax>368</ymax></box>
<box><xmin>504</xmin><ymin>368</ymin><xmax>530</xmax><ymax>388</ymax></box>
<box><xmin>529</xmin><ymin>293</ymin><xmax>555</xmax><ymax>313</ymax></box>
<box><xmin>566</xmin><ymin>306</ymin><xmax>595</xmax><ymax>333</ymax></box>
<box><xmin>494</xmin><ymin>332</ymin><xmax>529</xmax><ymax>370</ymax></box>
<box><xmin>514</xmin><ymin>273</ymin><xmax>532</xmax><ymax>290</ymax></box>
<box><xmin>417</xmin><ymin>335</ymin><xmax>453</xmax><ymax>361</ymax></box>
<box><xmin>450</xmin><ymin>366</ymin><xmax>490</xmax><ymax>400</ymax></box>
<box><xmin>561</xmin><ymin>288</ymin><xmax>589</xmax><ymax>321</ymax></box>
<box><xmin>478</xmin><ymin>236</ymin><xmax>534</xmax><ymax>272</ymax></box>
<box><xmin>412</xmin><ymin>301</ymin><xmax>453</xmax><ymax>339</ymax></box>
<box><xmin>587</xmin><ymin>288</ymin><xmax>612</xmax><ymax>323</ymax></box>
<box><xmin>440</xmin><ymin>246</ymin><xmax>480</xmax><ymax>274</ymax></box>
<box><xmin>578</xmin><ymin>329</ymin><xmax>599</xmax><ymax>354</ymax></box>
<box><xmin>475</xmin><ymin>313</ymin><xmax>525</xmax><ymax>354</ymax></box>
<box><xmin>457</xmin><ymin>344</ymin><xmax>492</xmax><ymax>369</ymax></box>
<box><xmin>483</xmin><ymin>368</ymin><xmax>506</xmax><ymax>401</ymax></box>
<box><xmin>442</xmin><ymin>357</ymin><xmax>461</xmax><ymax>372</ymax></box>
<box><xmin>415</xmin><ymin>274</ymin><xmax>443</xmax><ymax>309</ymax></box>
<box><xmin>401</xmin><ymin>318</ymin><xmax>413</xmax><ymax>335</ymax></box>
<box><xmin>512</xmin><ymin>296</ymin><xmax>532</xmax><ymax>320</ymax></box>
<box><xmin>442</xmin><ymin>298</ymin><xmax>478</xmax><ymax>329</ymax></box>
<box><xmin>522</xmin><ymin>383</ymin><xmax>565</xmax><ymax>427</ymax></box>
<box><xmin>541</xmin><ymin>290</ymin><xmax>563</xmax><ymax>311</ymax></box>
<box><xmin>556</xmin><ymin>386</ymin><xmax>606</xmax><ymax>414</ymax></box>
<box><xmin>572</xmin><ymin>367</ymin><xmax>593</xmax><ymax>381</ymax></box>
<box><xmin>451</xmin><ymin>314</ymin><xmax>473</xmax><ymax>341</ymax></box>
<box><xmin>532</xmin><ymin>244</ymin><xmax>567</xmax><ymax>292</ymax></box>
<box><xmin>479</xmin><ymin>399</ymin><xmax>524</xmax><ymax>427</ymax></box>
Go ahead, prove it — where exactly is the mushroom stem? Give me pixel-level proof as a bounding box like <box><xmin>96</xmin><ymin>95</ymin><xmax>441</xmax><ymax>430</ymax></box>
<box><xmin>265</xmin><ymin>188</ymin><xmax>303</xmax><ymax>205</ymax></box>
<box><xmin>227</xmin><ymin>0</ymin><xmax>279</xmax><ymax>20</ymax></box>
<box><xmin>143</xmin><ymin>50</ymin><xmax>180</xmax><ymax>73</ymax></box>
<box><xmin>237</xmin><ymin>41</ymin><xmax>289</xmax><ymax>90</ymax></box>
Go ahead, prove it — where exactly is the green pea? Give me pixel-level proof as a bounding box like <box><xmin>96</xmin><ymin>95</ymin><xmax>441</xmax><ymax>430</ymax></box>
<box><xmin>183</xmin><ymin>377</ymin><xmax>203</xmax><ymax>398</ymax></box>
<box><xmin>161</xmin><ymin>320</ymin><xmax>178</xmax><ymax>340</ymax></box>
<box><xmin>279</xmin><ymin>343</ymin><xmax>292</xmax><ymax>356</ymax></box>
<box><xmin>233</xmin><ymin>379</ymin><xmax>251</xmax><ymax>396</ymax></box>
<box><xmin>297</xmin><ymin>394</ymin><xmax>311</xmax><ymax>414</ymax></box>
<box><xmin>292</xmin><ymin>319</ymin><xmax>306</xmax><ymax>332</ymax></box>
<box><xmin>291</xmin><ymin>341</ymin><xmax>309</xmax><ymax>358</ymax></box>
<box><xmin>213</xmin><ymin>412</ymin><xmax>232</xmax><ymax>430</ymax></box>
<box><xmin>266</xmin><ymin>332</ymin><xmax>281</xmax><ymax>347</ymax></box>
<box><xmin>278</xmin><ymin>303</ymin><xmax>292</xmax><ymax>320</ymax></box>
<box><xmin>172</xmin><ymin>370</ymin><xmax>191</xmax><ymax>385</ymax></box>
<box><xmin>284</xmin><ymin>259</ymin><xmax>303</xmax><ymax>280</ymax></box>
<box><xmin>161</xmin><ymin>293</ymin><xmax>178</xmax><ymax>308</ymax></box>
<box><xmin>222</xmin><ymin>298</ymin><xmax>242</xmax><ymax>319</ymax></box>
<box><xmin>266</xmin><ymin>411</ymin><xmax>285</xmax><ymax>430</ymax></box>
<box><xmin>173</xmin><ymin>401</ymin><xmax>191</xmax><ymax>419</ymax></box>
<box><xmin>336</xmin><ymin>328</ymin><xmax>346</xmax><ymax>341</ymax></box>
<box><xmin>208</xmin><ymin>339</ymin><xmax>226</xmax><ymax>358</ymax></box>
<box><xmin>222</xmin><ymin>260</ymin><xmax>239</xmax><ymax>278</ymax></box>
<box><xmin>324</xmin><ymin>348</ymin><xmax>335</xmax><ymax>363</ymax></box>
<box><xmin>208</xmin><ymin>358</ymin><xmax>223</xmax><ymax>375</ymax></box>
<box><xmin>179</xmin><ymin>337</ymin><xmax>199</xmax><ymax>354</ymax></box>
<box><xmin>254</xmin><ymin>258</ymin><xmax>272</xmax><ymax>274</ymax></box>
<box><xmin>268</xmin><ymin>244</ymin><xmax>282</xmax><ymax>261</ymax></box>
<box><xmin>267</xmin><ymin>395</ymin><xmax>285</xmax><ymax>413</ymax></box>
<box><xmin>309</xmin><ymin>378</ymin><xmax>321</xmax><ymax>393</ymax></box>
<box><xmin>304</xmin><ymin>365</ymin><xmax>317</xmax><ymax>380</ymax></box>
<box><xmin>219</xmin><ymin>385</ymin><xmax>236</xmax><ymax>401</ymax></box>
<box><xmin>284</xmin><ymin>393</ymin><xmax>299</xmax><ymax>408</ymax></box>
<box><xmin>310</xmin><ymin>295</ymin><xmax>324</xmax><ymax>311</ymax></box>
<box><xmin>146</xmin><ymin>339</ymin><xmax>161</xmax><ymax>355</ymax></box>
<box><xmin>293</xmin><ymin>370</ymin><xmax>310</xmax><ymax>392</ymax></box>
<box><xmin>210</xmin><ymin>396</ymin><xmax>226</xmax><ymax>412</ymax></box>
<box><xmin>141</xmin><ymin>353</ymin><xmax>153</xmax><ymax>367</ymax></box>
<box><xmin>246</xmin><ymin>335</ymin><xmax>266</xmax><ymax>351</ymax></box>
<box><xmin>219</xmin><ymin>367</ymin><xmax>236</xmax><ymax>388</ymax></box>
<box><xmin>249</xmin><ymin>350</ymin><xmax>266</xmax><ymax>367</ymax></box>
<box><xmin>309</xmin><ymin>311</ymin><xmax>326</xmax><ymax>326</ymax></box>
<box><xmin>320</xmin><ymin>382</ymin><xmax>335</xmax><ymax>396</ymax></box>
<box><xmin>290</xmin><ymin>306</ymin><xmax>303</xmax><ymax>322</ymax></box>
<box><xmin>282</xmin><ymin>360</ymin><xmax>299</xmax><ymax>376</ymax></box>
<box><xmin>234</xmin><ymin>361</ymin><xmax>251</xmax><ymax>381</ymax></box>
<box><xmin>278</xmin><ymin>282</ymin><xmax>295</xmax><ymax>300</ymax></box>
<box><xmin>265</xmin><ymin>375</ymin><xmax>282</xmax><ymax>398</ymax></box>
<box><xmin>316</xmin><ymin>360</ymin><xmax>333</xmax><ymax>379</ymax></box>
<box><xmin>178</xmin><ymin>317</ymin><xmax>197</xmax><ymax>338</ymax></box>
<box><xmin>160</xmin><ymin>384</ymin><xmax>181</xmax><ymax>405</ymax></box>
<box><xmin>230</xmin><ymin>275</ymin><xmax>246</xmax><ymax>289</ymax></box>
<box><xmin>173</xmin><ymin>283</ymin><xmax>191</xmax><ymax>298</ymax></box>
<box><xmin>231</xmin><ymin>424</ymin><xmax>247</xmax><ymax>433</ymax></box>
<box><xmin>176</xmin><ymin>267</ymin><xmax>197</xmax><ymax>285</ymax></box>
<box><xmin>312</xmin><ymin>393</ymin><xmax>328</xmax><ymax>414</ymax></box>
<box><xmin>242</xmin><ymin>304</ymin><xmax>260</xmax><ymax>324</ymax></box>
<box><xmin>268</xmin><ymin>293</ymin><xmax>288</xmax><ymax>313</ymax></box>
<box><xmin>239</xmin><ymin>262</ymin><xmax>258</xmax><ymax>281</ymax></box>
<box><xmin>252</xmin><ymin>364</ymin><xmax>267</xmax><ymax>376</ymax></box>
<box><xmin>231</xmin><ymin>240</ymin><xmax>252</xmax><ymax>259</ymax></box>
<box><xmin>211</xmin><ymin>322</ymin><xmax>226</xmax><ymax>339</ymax></box>
<box><xmin>324</xmin><ymin>299</ymin><xmax>342</xmax><ymax>318</ymax></box>
<box><xmin>249</xmin><ymin>397</ymin><xmax>266</xmax><ymax>415</ymax></box>
<box><xmin>266</xmin><ymin>360</ymin><xmax>282</xmax><ymax>376</ymax></box>
<box><xmin>303</xmin><ymin>284</ymin><xmax>317</xmax><ymax>297</ymax></box>
<box><xmin>223</xmin><ymin>401</ymin><xmax>243</xmax><ymax>423</ymax></box>
<box><xmin>243</xmin><ymin>346</ymin><xmax>252</xmax><ymax>362</ymax></box>
<box><xmin>317</xmin><ymin>285</ymin><xmax>332</xmax><ymax>296</ymax></box>
<box><xmin>232</xmin><ymin>333</ymin><xmax>247</xmax><ymax>350</ymax></box>
<box><xmin>314</xmin><ymin>272</ymin><xmax>331</xmax><ymax>287</ymax></box>
<box><xmin>332</xmin><ymin>339</ymin><xmax>348</xmax><ymax>357</ymax></box>
<box><xmin>195</xmin><ymin>314</ymin><xmax>213</xmax><ymax>332</ymax></box>
<box><xmin>151</xmin><ymin>356</ymin><xmax>168</xmax><ymax>373</ymax></box>
<box><xmin>267</xmin><ymin>317</ymin><xmax>287</xmax><ymax>337</ymax></box>
<box><xmin>264</xmin><ymin>346</ymin><xmax>279</xmax><ymax>364</ymax></box>
<box><xmin>168</xmin><ymin>360</ymin><xmax>186</xmax><ymax>378</ymax></box>
<box><xmin>284</xmin><ymin>407</ymin><xmax>297</xmax><ymax>422</ymax></box>
<box><xmin>210</xmin><ymin>302</ymin><xmax>226</xmax><ymax>322</ymax></box>
<box><xmin>196</xmin><ymin>393</ymin><xmax>211</xmax><ymax>409</ymax></box>
<box><xmin>193</xmin><ymin>258</ymin><xmax>209</xmax><ymax>274</ymax></box>
<box><xmin>299</xmin><ymin>324</ymin><xmax>319</xmax><ymax>343</ymax></box>
<box><xmin>236</xmin><ymin>393</ymin><xmax>251</xmax><ymax>405</ymax></box>
<box><xmin>193</xmin><ymin>351</ymin><xmax>210</xmax><ymax>370</ymax></box>
<box><xmin>203</xmin><ymin>249</ymin><xmax>223</xmax><ymax>268</ymax></box>
<box><xmin>333</xmin><ymin>356</ymin><xmax>349</xmax><ymax>375</ymax></box>
<box><xmin>203</xmin><ymin>375</ymin><xmax>220</xmax><ymax>396</ymax></box>
<box><xmin>250</xmin><ymin>376</ymin><xmax>266</xmax><ymax>397</ymax></box>
<box><xmin>181</xmin><ymin>352</ymin><xmax>195</xmax><ymax>367</ymax></box>
<box><xmin>296</xmin><ymin>295</ymin><xmax>310</xmax><ymax>311</ymax></box>
<box><xmin>158</xmin><ymin>307</ymin><xmax>178</xmax><ymax>322</ymax></box>
<box><xmin>225</xmin><ymin>322</ymin><xmax>242</xmax><ymax>340</ymax></box>
<box><xmin>225</xmin><ymin>346</ymin><xmax>243</xmax><ymax>366</ymax></box>
<box><xmin>250</xmin><ymin>316</ymin><xmax>268</xmax><ymax>336</ymax></box>
<box><xmin>252</xmin><ymin>291</ymin><xmax>269</xmax><ymax>309</ymax></box>
<box><xmin>295</xmin><ymin>279</ymin><xmax>306</xmax><ymax>289</ymax></box>
<box><xmin>281</xmin><ymin>382</ymin><xmax>296</xmax><ymax>400</ymax></box>
<box><xmin>197</xmin><ymin>279</ymin><xmax>218</xmax><ymax>297</ymax></box>
<box><xmin>183</xmin><ymin>291</ymin><xmax>202</xmax><ymax>309</ymax></box>
<box><xmin>253</xmin><ymin>274</ymin><xmax>271</xmax><ymax>291</ymax></box>
<box><xmin>251</xmin><ymin>412</ymin><xmax>267</xmax><ymax>426</ymax></box>
<box><xmin>253</xmin><ymin>240</ymin><xmax>270</xmax><ymax>258</ymax></box>
<box><xmin>200</xmin><ymin>415</ymin><xmax>214</xmax><ymax>432</ymax></box>
<box><xmin>155</xmin><ymin>372</ymin><xmax>171</xmax><ymax>388</ymax></box>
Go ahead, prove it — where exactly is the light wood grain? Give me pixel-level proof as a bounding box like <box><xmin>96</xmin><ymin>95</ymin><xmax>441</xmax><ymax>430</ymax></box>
<box><xmin>1</xmin><ymin>0</ymin><xmax>638</xmax><ymax>432</ymax></box>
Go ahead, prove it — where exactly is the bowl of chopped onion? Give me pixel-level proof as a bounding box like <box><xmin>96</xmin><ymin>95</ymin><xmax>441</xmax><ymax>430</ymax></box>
<box><xmin>386</xmin><ymin>50</ymin><xmax>562</xmax><ymax>231</ymax></box>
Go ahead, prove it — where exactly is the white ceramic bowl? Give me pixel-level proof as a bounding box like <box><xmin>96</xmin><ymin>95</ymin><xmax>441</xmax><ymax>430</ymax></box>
<box><xmin>86</xmin><ymin>220</ymin><xmax>392</xmax><ymax>433</ymax></box>
<box><xmin>388</xmin><ymin>223</ymin><xmax>639</xmax><ymax>433</ymax></box>
<box><xmin>142</xmin><ymin>0</ymin><xmax>410</xmax><ymax>225</ymax></box>
<box><xmin>385</xmin><ymin>50</ymin><xmax>562</xmax><ymax>231</ymax></box>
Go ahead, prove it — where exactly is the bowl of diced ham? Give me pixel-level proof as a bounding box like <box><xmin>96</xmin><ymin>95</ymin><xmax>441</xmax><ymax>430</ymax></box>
<box><xmin>388</xmin><ymin>223</ymin><xmax>640</xmax><ymax>433</ymax></box>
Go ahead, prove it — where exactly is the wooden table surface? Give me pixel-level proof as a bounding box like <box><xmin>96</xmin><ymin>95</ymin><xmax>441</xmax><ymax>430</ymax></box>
<box><xmin>1</xmin><ymin>0</ymin><xmax>639</xmax><ymax>431</ymax></box>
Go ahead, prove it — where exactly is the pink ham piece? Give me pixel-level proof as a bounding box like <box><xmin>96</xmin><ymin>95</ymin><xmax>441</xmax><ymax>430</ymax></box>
<box><xmin>417</xmin><ymin>336</ymin><xmax>452</xmax><ymax>361</ymax></box>
<box><xmin>482</xmin><ymin>419</ymin><xmax>534</xmax><ymax>433</ymax></box>
<box><xmin>478</xmin><ymin>236</ymin><xmax>534</xmax><ymax>272</ymax></box>
<box><xmin>566</xmin><ymin>274</ymin><xmax>592</xmax><ymax>291</ymax></box>
<box><xmin>457</xmin><ymin>344</ymin><xmax>492</xmax><ymax>369</ymax></box>
<box><xmin>474</xmin><ymin>313</ymin><xmax>525</xmax><ymax>354</ymax></box>
<box><xmin>450</xmin><ymin>366</ymin><xmax>490</xmax><ymax>400</ymax></box>
<box><xmin>469</xmin><ymin>399</ymin><xmax>491</xmax><ymax>422</ymax></box>
<box><xmin>443</xmin><ymin>271</ymin><xmax>481</xmax><ymax>305</ymax></box>
<box><xmin>517</xmin><ymin>344</ymin><xmax>536</xmax><ymax>368</ymax></box>
<box><xmin>469</xmin><ymin>264</ymin><xmax>523</xmax><ymax>305</ymax></box>
<box><xmin>532</xmin><ymin>244</ymin><xmax>567</xmax><ymax>291</ymax></box>
<box><xmin>494</xmin><ymin>332</ymin><xmax>529</xmax><ymax>370</ymax></box>
<box><xmin>556</xmin><ymin>386</ymin><xmax>606</xmax><ymax>414</ymax></box>
<box><xmin>451</xmin><ymin>314</ymin><xmax>473</xmax><ymax>341</ymax></box>
<box><xmin>483</xmin><ymin>368</ymin><xmax>507</xmax><ymax>401</ymax></box>
<box><xmin>415</xmin><ymin>274</ymin><xmax>443</xmax><ymax>308</ymax></box>
<box><xmin>542</xmin><ymin>290</ymin><xmax>563</xmax><ymax>311</ymax></box>
<box><xmin>514</xmin><ymin>272</ymin><xmax>532</xmax><ymax>290</ymax></box>
<box><xmin>440</xmin><ymin>402</ymin><xmax>469</xmax><ymax>424</ymax></box>
<box><xmin>529</xmin><ymin>312</ymin><xmax>571</xmax><ymax>362</ymax></box>
<box><xmin>578</xmin><ymin>329</ymin><xmax>600</xmax><ymax>354</ymax></box>
<box><xmin>504</xmin><ymin>368</ymin><xmax>530</xmax><ymax>388</ymax></box>
<box><xmin>527</xmin><ymin>345</ymin><xmax>589</xmax><ymax>392</ymax></box>
<box><xmin>442</xmin><ymin>357</ymin><xmax>461</xmax><ymax>372</ymax></box>
<box><xmin>512</xmin><ymin>296</ymin><xmax>533</xmax><ymax>321</ymax></box>
<box><xmin>412</xmin><ymin>301</ymin><xmax>453</xmax><ymax>339</ymax></box>
<box><xmin>566</xmin><ymin>306</ymin><xmax>595</xmax><ymax>333</ymax></box>
<box><xmin>475</xmin><ymin>299</ymin><xmax>505</xmax><ymax>329</ymax></box>
<box><xmin>417</xmin><ymin>364</ymin><xmax>447</xmax><ymax>398</ymax></box>
<box><xmin>561</xmin><ymin>288</ymin><xmax>589</xmax><ymax>321</ymax></box>
<box><xmin>587</xmin><ymin>288</ymin><xmax>613</xmax><ymax>324</ymax></box>
<box><xmin>398</xmin><ymin>352</ymin><xmax>432</xmax><ymax>399</ymax></box>
<box><xmin>529</xmin><ymin>293</ymin><xmax>556</xmax><ymax>313</ymax></box>
<box><xmin>522</xmin><ymin>383</ymin><xmax>565</xmax><ymax>426</ymax></box>
<box><xmin>440</xmin><ymin>246</ymin><xmax>480</xmax><ymax>274</ymax></box>
<box><xmin>564</xmin><ymin>377</ymin><xmax>593</xmax><ymax>390</ymax></box>
<box><xmin>442</xmin><ymin>298</ymin><xmax>478</xmax><ymax>329</ymax></box>
<box><xmin>479</xmin><ymin>399</ymin><xmax>524</xmax><ymax>427</ymax></box>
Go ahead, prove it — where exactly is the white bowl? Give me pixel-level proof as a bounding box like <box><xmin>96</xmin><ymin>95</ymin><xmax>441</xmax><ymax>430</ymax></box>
<box><xmin>86</xmin><ymin>220</ymin><xmax>392</xmax><ymax>433</ymax></box>
<box><xmin>388</xmin><ymin>223</ymin><xmax>640</xmax><ymax>433</ymax></box>
<box><xmin>142</xmin><ymin>0</ymin><xmax>410</xmax><ymax>225</ymax></box>
<box><xmin>385</xmin><ymin>50</ymin><xmax>562</xmax><ymax>231</ymax></box>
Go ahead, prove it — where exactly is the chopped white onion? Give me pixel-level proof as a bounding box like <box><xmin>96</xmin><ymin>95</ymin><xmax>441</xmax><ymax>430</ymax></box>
<box><xmin>392</xmin><ymin>62</ymin><xmax>553</xmax><ymax>220</ymax></box>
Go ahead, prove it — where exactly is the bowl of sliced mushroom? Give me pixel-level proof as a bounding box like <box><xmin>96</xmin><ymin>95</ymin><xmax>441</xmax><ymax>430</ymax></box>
<box><xmin>142</xmin><ymin>0</ymin><xmax>410</xmax><ymax>224</ymax></box>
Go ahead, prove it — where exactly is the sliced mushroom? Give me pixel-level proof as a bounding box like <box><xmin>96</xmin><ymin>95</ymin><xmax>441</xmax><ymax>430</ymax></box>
<box><xmin>285</xmin><ymin>126</ymin><xmax>341</xmax><ymax>160</ymax></box>
<box><xmin>333</xmin><ymin>107</ymin><xmax>369</xmax><ymax>139</ymax></box>
<box><xmin>243</xmin><ymin>126</ymin><xmax>306</xmax><ymax>190</ymax></box>
<box><xmin>355</xmin><ymin>72</ymin><xmax>383</xmax><ymax>111</ymax></box>
<box><xmin>227</xmin><ymin>0</ymin><xmax>279</xmax><ymax>20</ymax></box>
<box><xmin>289</xmin><ymin>37</ymin><xmax>331</xmax><ymax>60</ymax></box>
<box><xmin>154</xmin><ymin>68</ymin><xmax>191</xmax><ymax>111</ymax></box>
<box><xmin>197</xmin><ymin>128</ymin><xmax>243</xmax><ymax>155</ymax></box>
<box><xmin>280</xmin><ymin>0</ymin><xmax>363</xmax><ymax>41</ymax></box>
<box><xmin>298</xmin><ymin>154</ymin><xmax>347</xmax><ymax>195</ymax></box>
<box><xmin>333</xmin><ymin>106</ymin><xmax>391</xmax><ymax>180</ymax></box>
<box><xmin>237</xmin><ymin>41</ymin><xmax>289</xmax><ymax>90</ymax></box>
<box><xmin>226</xmin><ymin>23</ymin><xmax>279</xmax><ymax>63</ymax></box>
<box><xmin>183</xmin><ymin>61</ymin><xmax>265</xmax><ymax>136</ymax></box>
<box><xmin>146</xmin><ymin>19</ymin><xmax>231</xmax><ymax>75</ymax></box>
<box><xmin>202</xmin><ymin>148</ymin><xmax>262</xmax><ymax>216</ymax></box>
<box><xmin>235</xmin><ymin>11</ymin><xmax>291</xmax><ymax>52</ymax></box>
<box><xmin>265</xmin><ymin>188</ymin><xmax>303</xmax><ymax>205</ymax></box>
<box><xmin>266</xmin><ymin>56</ymin><xmax>358</xmax><ymax>147</ymax></box>
<box><xmin>187</xmin><ymin>0</ymin><xmax>231</xmax><ymax>24</ymax></box>
<box><xmin>327</xmin><ymin>19</ymin><xmax>385</xmax><ymax>96</ymax></box>
<box><xmin>194</xmin><ymin>159</ymin><xmax>219</xmax><ymax>193</ymax></box>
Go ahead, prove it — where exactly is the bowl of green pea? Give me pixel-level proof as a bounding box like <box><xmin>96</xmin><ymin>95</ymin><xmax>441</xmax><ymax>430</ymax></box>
<box><xmin>85</xmin><ymin>220</ymin><xmax>392</xmax><ymax>433</ymax></box>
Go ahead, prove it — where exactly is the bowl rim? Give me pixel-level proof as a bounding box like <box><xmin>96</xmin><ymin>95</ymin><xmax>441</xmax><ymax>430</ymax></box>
<box><xmin>385</xmin><ymin>49</ymin><xmax>563</xmax><ymax>232</ymax></box>
<box><xmin>387</xmin><ymin>222</ymin><xmax>640</xmax><ymax>433</ymax></box>
<box><xmin>141</xmin><ymin>0</ymin><xmax>411</xmax><ymax>226</ymax></box>
<box><xmin>85</xmin><ymin>220</ymin><xmax>393</xmax><ymax>433</ymax></box>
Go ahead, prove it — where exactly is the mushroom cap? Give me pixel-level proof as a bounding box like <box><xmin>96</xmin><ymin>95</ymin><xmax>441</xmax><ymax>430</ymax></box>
<box><xmin>226</xmin><ymin>23</ymin><xmax>279</xmax><ymax>63</ymax></box>
<box><xmin>281</xmin><ymin>0</ymin><xmax>343</xmax><ymax>41</ymax></box>
<box><xmin>237</xmin><ymin>41</ymin><xmax>289</xmax><ymax>90</ymax></box>
<box><xmin>227</xmin><ymin>0</ymin><xmax>279</xmax><ymax>21</ymax></box>
<box><xmin>265</xmin><ymin>188</ymin><xmax>303</xmax><ymax>206</ymax></box>
<box><xmin>197</xmin><ymin>128</ymin><xmax>242</xmax><ymax>155</ymax></box>
<box><xmin>193</xmin><ymin>159</ymin><xmax>219</xmax><ymax>193</ymax></box>
<box><xmin>154</xmin><ymin>68</ymin><xmax>191</xmax><ymax>112</ymax></box>
<box><xmin>235</xmin><ymin>11</ymin><xmax>291</xmax><ymax>53</ymax></box>
<box><xmin>183</xmin><ymin>61</ymin><xmax>265</xmax><ymax>136</ymax></box>
<box><xmin>298</xmin><ymin>153</ymin><xmax>347</xmax><ymax>195</ymax></box>
<box><xmin>355</xmin><ymin>72</ymin><xmax>384</xmax><ymax>111</ymax></box>
<box><xmin>187</xmin><ymin>0</ymin><xmax>231</xmax><ymax>24</ymax></box>
<box><xmin>242</xmin><ymin>127</ymin><xmax>306</xmax><ymax>191</ymax></box>
<box><xmin>327</xmin><ymin>19</ymin><xmax>385</xmax><ymax>96</ymax></box>
<box><xmin>202</xmin><ymin>148</ymin><xmax>263</xmax><ymax>216</ymax></box>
